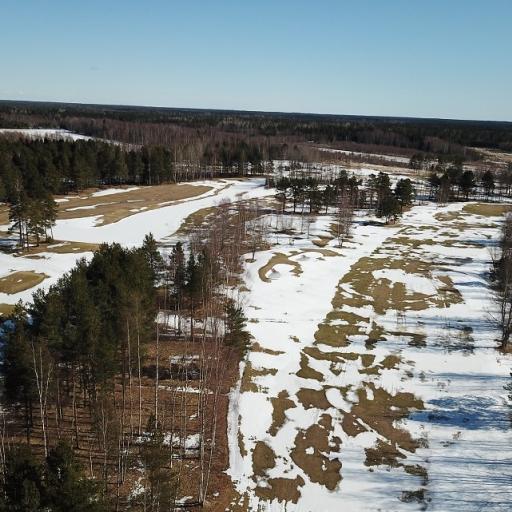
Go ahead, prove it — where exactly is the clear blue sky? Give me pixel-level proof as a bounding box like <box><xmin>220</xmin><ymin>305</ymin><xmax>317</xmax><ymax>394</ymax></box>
<box><xmin>1</xmin><ymin>0</ymin><xmax>511</xmax><ymax>121</ymax></box>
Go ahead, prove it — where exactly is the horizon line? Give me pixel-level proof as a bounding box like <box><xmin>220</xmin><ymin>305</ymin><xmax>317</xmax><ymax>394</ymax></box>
<box><xmin>1</xmin><ymin>98</ymin><xmax>511</xmax><ymax>125</ymax></box>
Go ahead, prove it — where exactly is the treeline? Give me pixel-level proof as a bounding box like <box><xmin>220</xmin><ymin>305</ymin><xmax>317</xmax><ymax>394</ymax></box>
<box><xmin>1</xmin><ymin>239</ymin><xmax>157</xmax><ymax>508</ymax></box>
<box><xmin>2</xmin><ymin>100</ymin><xmax>512</xmax><ymax>158</ymax></box>
<box><xmin>0</xmin><ymin>137</ymin><xmax>269</xmax><ymax>205</ymax></box>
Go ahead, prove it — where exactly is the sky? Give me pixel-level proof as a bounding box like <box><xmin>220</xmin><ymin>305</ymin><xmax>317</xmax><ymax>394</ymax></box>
<box><xmin>1</xmin><ymin>0</ymin><xmax>511</xmax><ymax>121</ymax></box>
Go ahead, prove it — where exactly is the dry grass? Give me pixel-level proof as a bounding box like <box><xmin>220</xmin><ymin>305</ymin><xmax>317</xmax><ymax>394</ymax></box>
<box><xmin>240</xmin><ymin>362</ymin><xmax>277</xmax><ymax>393</ymax></box>
<box><xmin>174</xmin><ymin>206</ymin><xmax>217</xmax><ymax>236</ymax></box>
<box><xmin>365</xmin><ymin>439</ymin><xmax>405</xmax><ymax>467</ymax></box>
<box><xmin>290</xmin><ymin>417</ymin><xmax>341</xmax><ymax>491</ymax></box>
<box><xmin>57</xmin><ymin>183</ymin><xmax>215</xmax><ymax>225</ymax></box>
<box><xmin>296</xmin><ymin>388</ymin><xmax>331</xmax><ymax>410</ymax></box>
<box><xmin>296</xmin><ymin>353</ymin><xmax>324</xmax><ymax>381</ymax></box>
<box><xmin>0</xmin><ymin>271</ymin><xmax>48</xmax><ymax>294</ymax></box>
<box><xmin>302</xmin><ymin>248</ymin><xmax>339</xmax><ymax>257</ymax></box>
<box><xmin>252</xmin><ymin>441</ymin><xmax>276</xmax><ymax>477</ymax></box>
<box><xmin>254</xmin><ymin>476</ymin><xmax>305</xmax><ymax>504</ymax></box>
<box><xmin>304</xmin><ymin>346</ymin><xmax>346</xmax><ymax>363</ymax></box>
<box><xmin>251</xmin><ymin>342</ymin><xmax>284</xmax><ymax>356</ymax></box>
<box><xmin>462</xmin><ymin>203</ymin><xmax>512</xmax><ymax>217</ymax></box>
<box><xmin>258</xmin><ymin>253</ymin><xmax>302</xmax><ymax>282</ymax></box>
<box><xmin>349</xmin><ymin>384</ymin><xmax>424</xmax><ymax>456</ymax></box>
<box><xmin>314</xmin><ymin>321</ymin><xmax>364</xmax><ymax>347</ymax></box>
<box><xmin>268</xmin><ymin>391</ymin><xmax>296</xmax><ymax>436</ymax></box>
<box><xmin>312</xmin><ymin>236</ymin><xmax>332</xmax><ymax>248</ymax></box>
<box><xmin>0</xmin><ymin>303</ymin><xmax>15</xmax><ymax>316</ymax></box>
<box><xmin>17</xmin><ymin>240</ymin><xmax>99</xmax><ymax>256</ymax></box>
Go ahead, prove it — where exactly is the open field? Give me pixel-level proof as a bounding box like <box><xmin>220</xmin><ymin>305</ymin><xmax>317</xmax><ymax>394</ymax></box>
<box><xmin>56</xmin><ymin>182</ymin><xmax>215</xmax><ymax>225</ymax></box>
<box><xmin>0</xmin><ymin>182</ymin><xmax>220</xmax><ymax>227</ymax></box>
<box><xmin>0</xmin><ymin>178</ymin><xmax>274</xmax><ymax>310</ymax></box>
<box><xmin>228</xmin><ymin>202</ymin><xmax>512</xmax><ymax>511</ymax></box>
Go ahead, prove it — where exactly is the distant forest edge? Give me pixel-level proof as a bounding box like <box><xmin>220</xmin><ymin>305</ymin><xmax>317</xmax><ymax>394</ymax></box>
<box><xmin>1</xmin><ymin>100</ymin><xmax>512</xmax><ymax>158</ymax></box>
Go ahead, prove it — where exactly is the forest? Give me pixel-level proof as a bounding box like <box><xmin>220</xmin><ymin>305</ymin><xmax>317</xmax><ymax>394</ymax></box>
<box><xmin>2</xmin><ymin>100</ymin><xmax>512</xmax><ymax>159</ymax></box>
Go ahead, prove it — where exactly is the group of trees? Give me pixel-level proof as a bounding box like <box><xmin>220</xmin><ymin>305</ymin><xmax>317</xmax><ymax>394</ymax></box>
<box><xmin>8</xmin><ymin>191</ymin><xmax>57</xmax><ymax>248</ymax></box>
<box><xmin>428</xmin><ymin>167</ymin><xmax>489</xmax><ymax>202</ymax></box>
<box><xmin>274</xmin><ymin>170</ymin><xmax>415</xmax><ymax>224</ymax></box>
<box><xmin>2</xmin><ymin>239</ymin><xmax>158</xmax><ymax>507</ymax></box>
<box><xmin>0</xmin><ymin>196</ymin><xmax>261</xmax><ymax>508</ymax></box>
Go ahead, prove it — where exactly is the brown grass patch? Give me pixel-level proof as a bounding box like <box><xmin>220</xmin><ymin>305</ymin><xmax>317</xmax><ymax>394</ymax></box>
<box><xmin>268</xmin><ymin>391</ymin><xmax>296</xmax><ymax>436</ymax></box>
<box><xmin>296</xmin><ymin>388</ymin><xmax>331</xmax><ymax>410</ymax></box>
<box><xmin>254</xmin><ymin>476</ymin><xmax>305</xmax><ymax>504</ymax></box>
<box><xmin>296</xmin><ymin>354</ymin><xmax>324</xmax><ymax>381</ymax></box>
<box><xmin>174</xmin><ymin>206</ymin><xmax>217</xmax><ymax>236</ymax></box>
<box><xmin>238</xmin><ymin>431</ymin><xmax>247</xmax><ymax>458</ymax></box>
<box><xmin>347</xmin><ymin>384</ymin><xmax>424</xmax><ymax>458</ymax></box>
<box><xmin>290</xmin><ymin>417</ymin><xmax>342</xmax><ymax>491</ymax></box>
<box><xmin>0</xmin><ymin>303</ymin><xmax>15</xmax><ymax>317</ymax></box>
<box><xmin>434</xmin><ymin>274</ymin><xmax>463</xmax><ymax>307</ymax></box>
<box><xmin>251</xmin><ymin>342</ymin><xmax>284</xmax><ymax>356</ymax></box>
<box><xmin>365</xmin><ymin>440</ymin><xmax>405</xmax><ymax>467</ymax></box>
<box><xmin>304</xmin><ymin>346</ymin><xmax>344</xmax><ymax>363</ymax></box>
<box><xmin>258</xmin><ymin>253</ymin><xmax>303</xmax><ymax>282</ymax></box>
<box><xmin>314</xmin><ymin>322</ymin><xmax>363</xmax><ymax>347</ymax></box>
<box><xmin>240</xmin><ymin>362</ymin><xmax>277</xmax><ymax>393</ymax></box>
<box><xmin>302</xmin><ymin>248</ymin><xmax>339</xmax><ymax>257</ymax></box>
<box><xmin>463</xmin><ymin>203</ymin><xmax>512</xmax><ymax>217</ymax></box>
<box><xmin>252</xmin><ymin>441</ymin><xmax>276</xmax><ymax>477</ymax></box>
<box><xmin>17</xmin><ymin>240</ymin><xmax>99</xmax><ymax>256</ymax></box>
<box><xmin>0</xmin><ymin>271</ymin><xmax>48</xmax><ymax>294</ymax></box>
<box><xmin>312</xmin><ymin>236</ymin><xmax>332</xmax><ymax>248</ymax></box>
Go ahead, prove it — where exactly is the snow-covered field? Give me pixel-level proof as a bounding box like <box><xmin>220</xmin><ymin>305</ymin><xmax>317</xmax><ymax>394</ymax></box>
<box><xmin>51</xmin><ymin>178</ymin><xmax>270</xmax><ymax>245</ymax></box>
<box><xmin>0</xmin><ymin>128</ymin><xmax>93</xmax><ymax>141</ymax></box>
<box><xmin>316</xmin><ymin>146</ymin><xmax>411</xmax><ymax>164</ymax></box>
<box><xmin>0</xmin><ymin>178</ymin><xmax>273</xmax><ymax>305</ymax></box>
<box><xmin>228</xmin><ymin>202</ymin><xmax>512</xmax><ymax>511</ymax></box>
<box><xmin>1</xmin><ymin>163</ymin><xmax>510</xmax><ymax>510</ymax></box>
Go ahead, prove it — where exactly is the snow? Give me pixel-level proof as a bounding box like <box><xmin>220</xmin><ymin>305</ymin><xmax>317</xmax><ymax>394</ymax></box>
<box><xmin>316</xmin><ymin>146</ymin><xmax>411</xmax><ymax>164</ymax></box>
<box><xmin>0</xmin><ymin>249</ymin><xmax>94</xmax><ymax>305</ymax></box>
<box><xmin>0</xmin><ymin>128</ymin><xmax>93</xmax><ymax>141</ymax></box>
<box><xmin>91</xmin><ymin>187</ymin><xmax>139</xmax><ymax>197</ymax></box>
<box><xmin>373</xmin><ymin>268</ymin><xmax>438</xmax><ymax>295</ymax></box>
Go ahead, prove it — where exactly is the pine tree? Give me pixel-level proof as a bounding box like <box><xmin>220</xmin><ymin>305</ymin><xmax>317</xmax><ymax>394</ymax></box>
<box><xmin>482</xmin><ymin>170</ymin><xmax>495</xmax><ymax>197</ymax></box>
<box><xmin>224</xmin><ymin>299</ymin><xmax>251</xmax><ymax>356</ymax></box>
<box><xmin>394</xmin><ymin>178</ymin><xmax>415</xmax><ymax>210</ymax></box>
<box><xmin>141</xmin><ymin>233</ymin><xmax>163</xmax><ymax>283</ymax></box>
<box><xmin>3</xmin><ymin>303</ymin><xmax>36</xmax><ymax>441</ymax></box>
<box><xmin>459</xmin><ymin>170</ymin><xmax>476</xmax><ymax>199</ymax></box>
<box><xmin>44</xmin><ymin>441</ymin><xmax>105</xmax><ymax>512</ymax></box>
